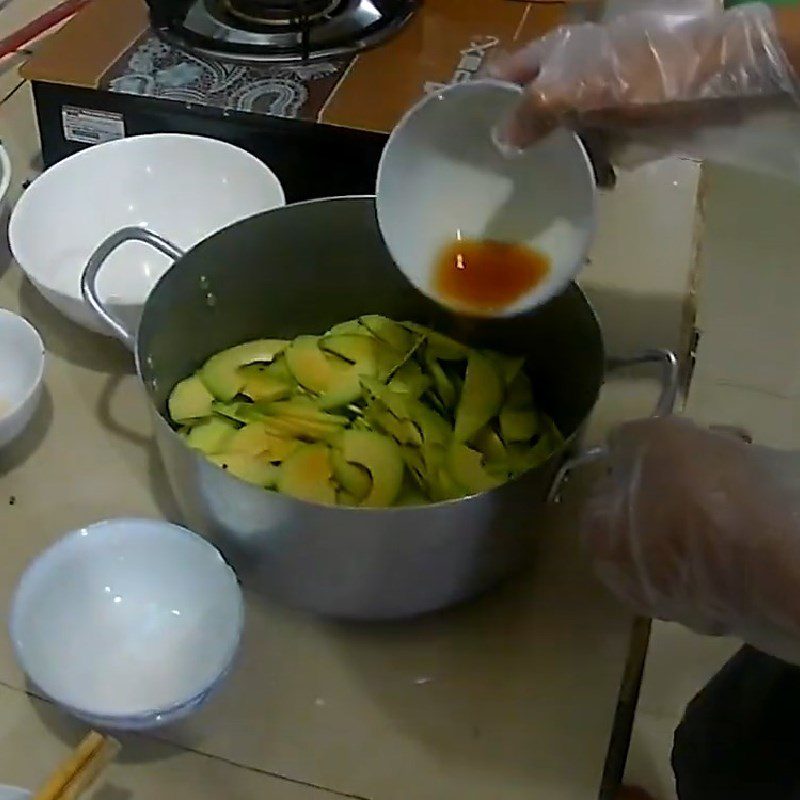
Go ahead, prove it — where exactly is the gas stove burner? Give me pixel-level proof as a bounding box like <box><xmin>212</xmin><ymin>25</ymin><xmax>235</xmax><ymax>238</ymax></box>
<box><xmin>146</xmin><ymin>0</ymin><xmax>420</xmax><ymax>63</ymax></box>
<box><xmin>222</xmin><ymin>0</ymin><xmax>340</xmax><ymax>26</ymax></box>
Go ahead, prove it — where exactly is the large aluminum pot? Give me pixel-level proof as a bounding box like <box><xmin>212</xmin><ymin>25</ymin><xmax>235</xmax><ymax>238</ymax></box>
<box><xmin>81</xmin><ymin>196</ymin><xmax>676</xmax><ymax>620</ymax></box>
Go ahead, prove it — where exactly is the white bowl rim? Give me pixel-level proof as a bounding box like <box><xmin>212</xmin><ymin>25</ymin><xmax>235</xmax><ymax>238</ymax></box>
<box><xmin>0</xmin><ymin>143</ymin><xmax>10</xmax><ymax>208</ymax></box>
<box><xmin>9</xmin><ymin>517</ymin><xmax>245</xmax><ymax>720</ymax></box>
<box><xmin>8</xmin><ymin>132</ymin><xmax>286</xmax><ymax>295</ymax></box>
<box><xmin>0</xmin><ymin>309</ymin><xmax>45</xmax><ymax>424</ymax></box>
<box><xmin>376</xmin><ymin>78</ymin><xmax>598</xmax><ymax>316</ymax></box>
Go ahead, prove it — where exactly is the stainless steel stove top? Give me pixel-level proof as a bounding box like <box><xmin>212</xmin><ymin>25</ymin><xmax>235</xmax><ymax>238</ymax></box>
<box><xmin>147</xmin><ymin>0</ymin><xmax>419</xmax><ymax>62</ymax></box>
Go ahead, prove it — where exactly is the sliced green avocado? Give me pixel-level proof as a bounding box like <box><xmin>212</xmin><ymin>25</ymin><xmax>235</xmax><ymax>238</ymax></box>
<box><xmin>387</xmin><ymin>361</ymin><xmax>430</xmax><ymax>400</ymax></box>
<box><xmin>506</xmin><ymin>370</ymin><xmax>535</xmax><ymax>408</ymax></box>
<box><xmin>238</xmin><ymin>363</ymin><xmax>293</xmax><ymax>403</ymax></box>
<box><xmin>395</xmin><ymin>481</ymin><xmax>429</xmax><ymax>506</ymax></box>
<box><xmin>277</xmin><ymin>444</ymin><xmax>336</xmax><ymax>505</ymax></box>
<box><xmin>186</xmin><ymin>417</ymin><xmax>238</xmax><ymax>454</ymax></box>
<box><xmin>471</xmin><ymin>426</ymin><xmax>508</xmax><ymax>464</ymax></box>
<box><xmin>424</xmin><ymin>353</ymin><xmax>457</xmax><ymax>408</ymax></box>
<box><xmin>264</xmin><ymin>399</ymin><xmax>349</xmax><ymax>428</ymax></box>
<box><xmin>328</xmin><ymin>319</ymin><xmax>367</xmax><ymax>337</ymax></box>
<box><xmin>499</xmin><ymin>406</ymin><xmax>540</xmax><ymax>443</ymax></box>
<box><xmin>228</xmin><ymin>423</ymin><xmax>299</xmax><ymax>462</ymax></box>
<box><xmin>331</xmin><ymin>447</ymin><xmax>372</xmax><ymax>501</ymax></box>
<box><xmin>208</xmin><ymin>452</ymin><xmax>279</xmax><ymax>487</ymax></box>
<box><xmin>285</xmin><ymin>336</ymin><xmax>335</xmax><ymax>394</ymax></box>
<box><xmin>320</xmin><ymin>334</ymin><xmax>378</xmax><ymax>368</ymax></box>
<box><xmin>212</xmin><ymin>401</ymin><xmax>266</xmax><ymax>425</ymax></box>
<box><xmin>262</xmin><ymin>415</ymin><xmax>342</xmax><ymax>442</ymax></box>
<box><xmin>339</xmin><ymin>429</ymin><xmax>404</xmax><ymax>507</ymax></box>
<box><xmin>454</xmin><ymin>352</ymin><xmax>504</xmax><ymax>443</ymax></box>
<box><xmin>285</xmin><ymin>336</ymin><xmax>364</xmax><ymax>410</ymax></box>
<box><xmin>488</xmin><ymin>353</ymin><xmax>526</xmax><ymax>386</ymax></box>
<box><xmin>358</xmin><ymin>315</ymin><xmax>415</xmax><ymax>353</ymax></box>
<box><xmin>428</xmin><ymin>465</ymin><xmax>466</xmax><ymax>502</ymax></box>
<box><xmin>446</xmin><ymin>445</ymin><xmax>502</xmax><ymax>494</ymax></box>
<box><xmin>200</xmin><ymin>339</ymin><xmax>288</xmax><ymax>401</ymax></box>
<box><xmin>168</xmin><ymin>375</ymin><xmax>214</xmax><ymax>423</ymax></box>
<box><xmin>403</xmin><ymin>322</ymin><xmax>468</xmax><ymax>360</ymax></box>
<box><xmin>321</xmin><ymin>333</ymin><xmax>403</xmax><ymax>380</ymax></box>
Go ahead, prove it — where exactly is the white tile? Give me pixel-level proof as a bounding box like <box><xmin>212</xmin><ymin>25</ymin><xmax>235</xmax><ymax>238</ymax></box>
<box><xmin>693</xmin><ymin>163</ymin><xmax>800</xmax><ymax>398</ymax></box>
<box><xmin>583</xmin><ymin>158</ymin><xmax>700</xmax><ymax>358</ymax></box>
<box><xmin>636</xmin><ymin>622</ymin><xmax>739</xmax><ymax>719</ymax></box>
<box><xmin>625</xmin><ymin>711</ymin><xmax>680</xmax><ymax>800</ymax></box>
<box><xmin>686</xmin><ymin>378</ymin><xmax>800</xmax><ymax>449</ymax></box>
<box><xmin>0</xmin><ymin>683</ymin><xmax>341</xmax><ymax>799</ymax></box>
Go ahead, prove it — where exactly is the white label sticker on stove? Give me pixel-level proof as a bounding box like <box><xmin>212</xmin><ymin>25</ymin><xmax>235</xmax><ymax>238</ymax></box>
<box><xmin>62</xmin><ymin>107</ymin><xmax>125</xmax><ymax>145</ymax></box>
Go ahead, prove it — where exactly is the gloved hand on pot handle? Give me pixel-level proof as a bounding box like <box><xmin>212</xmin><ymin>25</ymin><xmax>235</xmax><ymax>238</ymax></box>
<box><xmin>582</xmin><ymin>416</ymin><xmax>800</xmax><ymax>665</ymax></box>
<box><xmin>489</xmin><ymin>2</ymin><xmax>800</xmax><ymax>173</ymax></box>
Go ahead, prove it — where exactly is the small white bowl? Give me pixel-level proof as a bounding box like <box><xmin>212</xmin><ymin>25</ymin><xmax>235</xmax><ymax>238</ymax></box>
<box><xmin>376</xmin><ymin>79</ymin><xmax>597</xmax><ymax>316</ymax></box>
<box><xmin>9</xmin><ymin>134</ymin><xmax>285</xmax><ymax>335</ymax></box>
<box><xmin>0</xmin><ymin>786</ymin><xmax>28</xmax><ymax>800</ymax></box>
<box><xmin>0</xmin><ymin>310</ymin><xmax>44</xmax><ymax>449</ymax></box>
<box><xmin>10</xmin><ymin>518</ymin><xmax>244</xmax><ymax>731</ymax></box>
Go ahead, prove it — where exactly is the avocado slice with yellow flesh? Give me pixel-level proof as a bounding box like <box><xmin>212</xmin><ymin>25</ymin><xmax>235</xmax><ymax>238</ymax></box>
<box><xmin>264</xmin><ymin>399</ymin><xmax>348</xmax><ymax>427</ymax></box>
<box><xmin>488</xmin><ymin>353</ymin><xmax>526</xmax><ymax>386</ymax></box>
<box><xmin>472</xmin><ymin>426</ymin><xmax>508</xmax><ymax>463</ymax></box>
<box><xmin>168</xmin><ymin>375</ymin><xmax>214</xmax><ymax>423</ymax></box>
<box><xmin>186</xmin><ymin>417</ymin><xmax>238</xmax><ymax>454</ymax></box>
<box><xmin>403</xmin><ymin>323</ymin><xmax>468</xmax><ymax>360</ymax></box>
<box><xmin>238</xmin><ymin>363</ymin><xmax>293</xmax><ymax>403</ymax></box>
<box><xmin>454</xmin><ymin>352</ymin><xmax>504</xmax><ymax>443</ymax></box>
<box><xmin>446</xmin><ymin>445</ymin><xmax>503</xmax><ymax>494</ymax></box>
<box><xmin>212</xmin><ymin>401</ymin><xmax>264</xmax><ymax>425</ymax></box>
<box><xmin>387</xmin><ymin>361</ymin><xmax>430</xmax><ymax>399</ymax></box>
<box><xmin>359</xmin><ymin>315</ymin><xmax>416</xmax><ymax>353</ymax></box>
<box><xmin>506</xmin><ymin>370</ymin><xmax>535</xmax><ymax>408</ymax></box>
<box><xmin>321</xmin><ymin>333</ymin><xmax>403</xmax><ymax>379</ymax></box>
<box><xmin>200</xmin><ymin>339</ymin><xmax>288</xmax><ymax>401</ymax></box>
<box><xmin>286</xmin><ymin>336</ymin><xmax>370</xmax><ymax>410</ymax></box>
<box><xmin>331</xmin><ymin>448</ymin><xmax>372</xmax><ymax>500</ymax></box>
<box><xmin>278</xmin><ymin>444</ymin><xmax>336</xmax><ymax>505</ymax></box>
<box><xmin>425</xmin><ymin>353</ymin><xmax>457</xmax><ymax>408</ymax></box>
<box><xmin>429</xmin><ymin>465</ymin><xmax>466</xmax><ymax>501</ymax></box>
<box><xmin>208</xmin><ymin>453</ymin><xmax>279</xmax><ymax>487</ymax></box>
<box><xmin>328</xmin><ymin>319</ymin><xmax>366</xmax><ymax>337</ymax></box>
<box><xmin>262</xmin><ymin>415</ymin><xmax>341</xmax><ymax>442</ymax></box>
<box><xmin>228</xmin><ymin>423</ymin><xmax>299</xmax><ymax>462</ymax></box>
<box><xmin>499</xmin><ymin>407</ymin><xmax>540</xmax><ymax>443</ymax></box>
<box><xmin>339</xmin><ymin>430</ymin><xmax>404</xmax><ymax>507</ymax></box>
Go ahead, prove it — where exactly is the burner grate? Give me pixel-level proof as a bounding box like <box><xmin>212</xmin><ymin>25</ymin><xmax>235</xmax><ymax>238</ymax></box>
<box><xmin>220</xmin><ymin>0</ymin><xmax>340</xmax><ymax>26</ymax></box>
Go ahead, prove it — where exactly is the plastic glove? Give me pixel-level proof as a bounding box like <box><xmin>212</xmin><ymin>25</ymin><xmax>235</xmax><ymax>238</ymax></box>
<box><xmin>583</xmin><ymin>416</ymin><xmax>800</xmax><ymax>665</ymax></box>
<box><xmin>489</xmin><ymin>3</ymin><xmax>800</xmax><ymax>171</ymax></box>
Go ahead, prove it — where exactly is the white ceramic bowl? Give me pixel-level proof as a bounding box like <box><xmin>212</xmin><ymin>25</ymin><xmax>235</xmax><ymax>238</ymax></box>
<box><xmin>377</xmin><ymin>80</ymin><xmax>597</xmax><ymax>316</ymax></box>
<box><xmin>0</xmin><ymin>786</ymin><xmax>28</xmax><ymax>800</ymax></box>
<box><xmin>10</xmin><ymin>518</ymin><xmax>244</xmax><ymax>730</ymax></box>
<box><xmin>9</xmin><ymin>134</ymin><xmax>285</xmax><ymax>335</ymax></box>
<box><xmin>0</xmin><ymin>310</ymin><xmax>44</xmax><ymax>449</ymax></box>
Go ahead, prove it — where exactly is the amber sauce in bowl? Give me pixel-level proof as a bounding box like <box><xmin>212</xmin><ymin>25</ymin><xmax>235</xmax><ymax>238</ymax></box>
<box><xmin>433</xmin><ymin>238</ymin><xmax>551</xmax><ymax>315</ymax></box>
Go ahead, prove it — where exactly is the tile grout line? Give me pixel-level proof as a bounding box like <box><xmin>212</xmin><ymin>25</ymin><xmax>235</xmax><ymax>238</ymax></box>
<box><xmin>0</xmin><ymin>676</ymin><xmax>374</xmax><ymax>800</ymax></box>
<box><xmin>0</xmin><ymin>76</ymin><xmax>25</xmax><ymax>108</ymax></box>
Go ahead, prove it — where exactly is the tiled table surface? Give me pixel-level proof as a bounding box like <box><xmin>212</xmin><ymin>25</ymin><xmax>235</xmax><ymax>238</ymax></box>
<box><xmin>0</xmin><ymin>2</ymin><xmax>708</xmax><ymax>798</ymax></box>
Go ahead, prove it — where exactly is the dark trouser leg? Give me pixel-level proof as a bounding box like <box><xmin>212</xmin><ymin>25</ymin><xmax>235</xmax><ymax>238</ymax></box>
<box><xmin>672</xmin><ymin>645</ymin><xmax>800</xmax><ymax>800</ymax></box>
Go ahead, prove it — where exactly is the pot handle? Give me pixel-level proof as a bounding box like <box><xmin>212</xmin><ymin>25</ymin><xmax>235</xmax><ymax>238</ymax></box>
<box><xmin>80</xmin><ymin>226</ymin><xmax>185</xmax><ymax>351</ymax></box>
<box><xmin>547</xmin><ymin>348</ymin><xmax>679</xmax><ymax>502</ymax></box>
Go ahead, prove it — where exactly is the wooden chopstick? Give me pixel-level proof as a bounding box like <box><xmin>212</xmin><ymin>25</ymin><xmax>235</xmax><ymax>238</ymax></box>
<box><xmin>32</xmin><ymin>731</ymin><xmax>121</xmax><ymax>800</ymax></box>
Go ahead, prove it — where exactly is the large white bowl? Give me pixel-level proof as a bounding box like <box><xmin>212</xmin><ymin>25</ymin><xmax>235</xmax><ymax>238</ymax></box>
<box><xmin>0</xmin><ymin>310</ymin><xmax>44</xmax><ymax>449</ymax></box>
<box><xmin>10</xmin><ymin>518</ymin><xmax>244</xmax><ymax>730</ymax></box>
<box><xmin>9</xmin><ymin>134</ymin><xmax>285</xmax><ymax>335</ymax></box>
<box><xmin>377</xmin><ymin>80</ymin><xmax>597</xmax><ymax>316</ymax></box>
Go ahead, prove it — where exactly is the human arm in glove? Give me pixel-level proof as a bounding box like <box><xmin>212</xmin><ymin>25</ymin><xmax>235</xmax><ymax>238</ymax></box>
<box><xmin>583</xmin><ymin>416</ymin><xmax>800</xmax><ymax>665</ymax></box>
<box><xmin>490</xmin><ymin>2</ymin><xmax>800</xmax><ymax>166</ymax></box>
